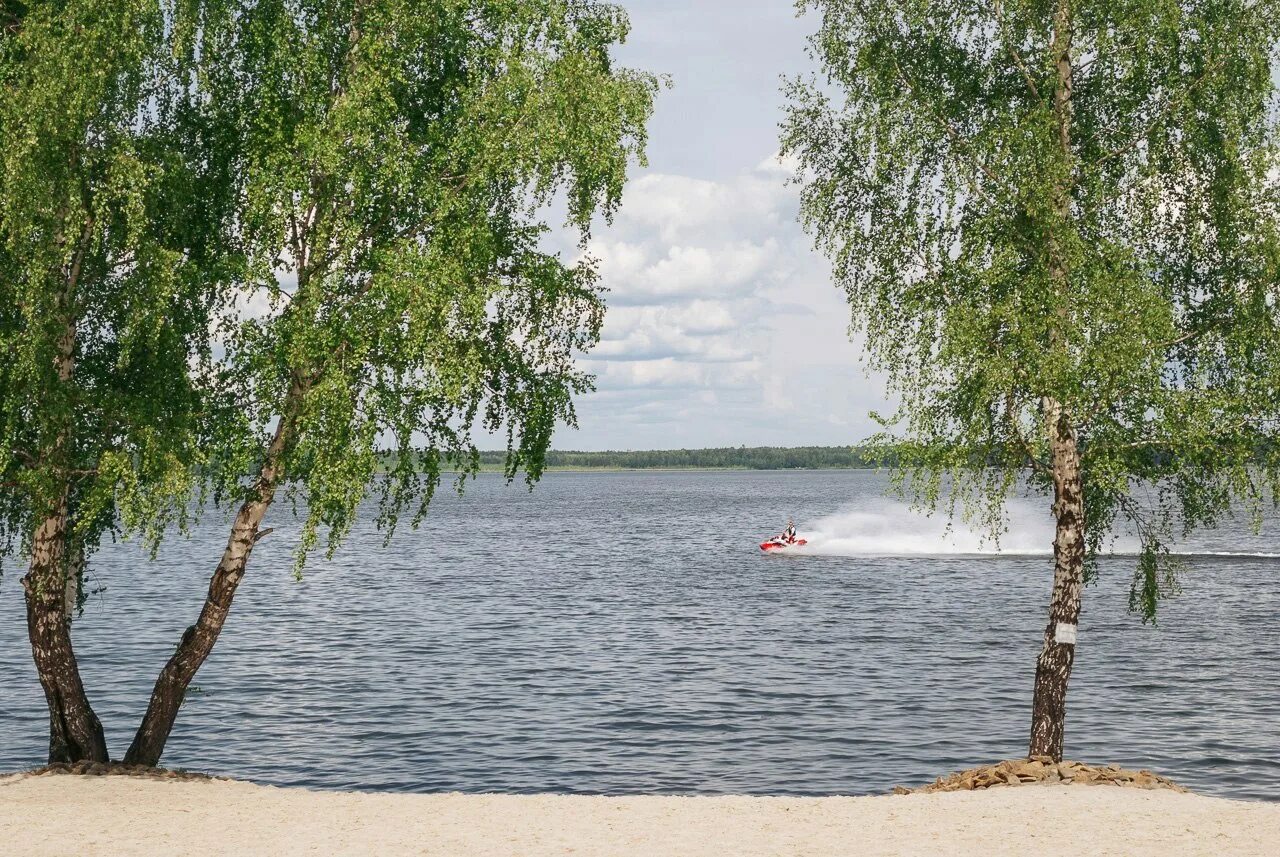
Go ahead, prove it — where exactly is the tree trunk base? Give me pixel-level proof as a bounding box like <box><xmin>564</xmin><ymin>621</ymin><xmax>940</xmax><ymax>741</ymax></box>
<box><xmin>23</xmin><ymin>566</ymin><xmax>109</xmax><ymax>764</ymax></box>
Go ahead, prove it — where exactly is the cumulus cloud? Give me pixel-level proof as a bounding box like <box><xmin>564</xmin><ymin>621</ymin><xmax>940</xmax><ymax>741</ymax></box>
<box><xmin>555</xmin><ymin>154</ymin><xmax>889</xmax><ymax>450</ymax></box>
<box><xmin>608</xmin><ymin>172</ymin><xmax>793</xmax><ymax>244</ymax></box>
<box><xmin>585</xmin><ymin>356</ymin><xmax>765</xmax><ymax>390</ymax></box>
<box><xmin>591</xmin><ymin>238</ymin><xmax>777</xmax><ymax>306</ymax></box>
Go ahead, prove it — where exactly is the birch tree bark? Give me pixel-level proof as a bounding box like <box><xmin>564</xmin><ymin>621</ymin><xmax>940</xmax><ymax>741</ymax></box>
<box><xmin>21</xmin><ymin>287</ymin><xmax>107</xmax><ymax>763</ymax></box>
<box><xmin>125</xmin><ymin>382</ymin><xmax>304</xmax><ymax>766</ymax></box>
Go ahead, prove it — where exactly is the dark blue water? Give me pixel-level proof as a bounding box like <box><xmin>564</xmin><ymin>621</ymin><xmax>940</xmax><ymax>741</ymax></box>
<box><xmin>1</xmin><ymin>470</ymin><xmax>1277</xmax><ymax>799</ymax></box>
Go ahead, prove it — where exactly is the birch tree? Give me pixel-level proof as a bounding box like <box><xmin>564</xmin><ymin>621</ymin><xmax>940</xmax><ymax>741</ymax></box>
<box><xmin>784</xmin><ymin>0</ymin><xmax>1280</xmax><ymax>761</ymax></box>
<box><xmin>1</xmin><ymin>0</ymin><xmax>228</xmax><ymax>763</ymax></box>
<box><xmin>124</xmin><ymin>0</ymin><xmax>657</xmax><ymax>766</ymax></box>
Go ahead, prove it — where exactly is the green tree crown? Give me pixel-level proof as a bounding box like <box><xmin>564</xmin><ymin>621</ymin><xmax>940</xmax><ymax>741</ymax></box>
<box><xmin>0</xmin><ymin>0</ymin><xmax>224</xmax><ymax>587</ymax></box>
<box><xmin>783</xmin><ymin>0</ymin><xmax>1280</xmax><ymax>618</ymax></box>
<box><xmin>199</xmin><ymin>0</ymin><xmax>660</xmax><ymax>567</ymax></box>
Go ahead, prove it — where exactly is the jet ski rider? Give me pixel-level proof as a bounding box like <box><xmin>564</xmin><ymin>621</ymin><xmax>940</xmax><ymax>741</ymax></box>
<box><xmin>782</xmin><ymin>519</ymin><xmax>797</xmax><ymax>544</ymax></box>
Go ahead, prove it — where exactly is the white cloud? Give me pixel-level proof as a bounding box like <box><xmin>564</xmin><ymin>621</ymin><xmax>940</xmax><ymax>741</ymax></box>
<box><xmin>592</xmin><ymin>303</ymin><xmax>752</xmax><ymax>364</ymax></box>
<box><xmin>755</xmin><ymin>150</ymin><xmax>801</xmax><ymax>178</ymax></box>
<box><xmin>608</xmin><ymin>172</ymin><xmax>792</xmax><ymax>245</ymax></box>
<box><xmin>585</xmin><ymin>356</ymin><xmax>765</xmax><ymax>389</ymax></box>
<box><xmin>556</xmin><ymin>154</ymin><xmax>890</xmax><ymax>449</ymax></box>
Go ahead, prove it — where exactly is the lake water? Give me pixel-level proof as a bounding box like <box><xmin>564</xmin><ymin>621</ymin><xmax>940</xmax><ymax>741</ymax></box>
<box><xmin>1</xmin><ymin>470</ymin><xmax>1277</xmax><ymax>800</ymax></box>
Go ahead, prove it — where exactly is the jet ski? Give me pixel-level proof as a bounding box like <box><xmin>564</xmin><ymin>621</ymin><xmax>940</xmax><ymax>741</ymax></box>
<box><xmin>760</xmin><ymin>536</ymin><xmax>807</xmax><ymax>552</ymax></box>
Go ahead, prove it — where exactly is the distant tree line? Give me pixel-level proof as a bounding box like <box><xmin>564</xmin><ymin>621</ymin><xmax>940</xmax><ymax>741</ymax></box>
<box><xmin>436</xmin><ymin>442</ymin><xmax>1280</xmax><ymax>473</ymax></box>
<box><xmin>471</xmin><ymin>446</ymin><xmax>881</xmax><ymax>470</ymax></box>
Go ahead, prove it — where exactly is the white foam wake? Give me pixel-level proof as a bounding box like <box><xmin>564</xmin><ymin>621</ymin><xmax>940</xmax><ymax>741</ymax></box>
<box><xmin>789</xmin><ymin>501</ymin><xmax>1279</xmax><ymax>559</ymax></box>
<box><xmin>796</xmin><ymin>500</ymin><xmax>1134</xmax><ymax>557</ymax></box>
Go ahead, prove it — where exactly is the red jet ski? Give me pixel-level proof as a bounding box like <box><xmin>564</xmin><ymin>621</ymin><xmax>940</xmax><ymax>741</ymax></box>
<box><xmin>760</xmin><ymin>536</ymin><xmax>807</xmax><ymax>552</ymax></box>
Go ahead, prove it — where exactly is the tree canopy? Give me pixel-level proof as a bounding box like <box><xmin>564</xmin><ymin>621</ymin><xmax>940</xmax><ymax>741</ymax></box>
<box><xmin>200</xmin><ymin>0</ymin><xmax>660</xmax><ymax>563</ymax></box>
<box><xmin>783</xmin><ymin>0</ymin><xmax>1280</xmax><ymax>619</ymax></box>
<box><xmin>0</xmin><ymin>0</ymin><xmax>239</xmax><ymax>762</ymax></box>
<box><xmin>0</xmin><ymin>0</ymin><xmax>221</xmax><ymax>596</ymax></box>
<box><xmin>1</xmin><ymin>0</ymin><xmax>658</xmax><ymax>766</ymax></box>
<box><xmin>123</xmin><ymin>0</ymin><xmax>659</xmax><ymax>765</ymax></box>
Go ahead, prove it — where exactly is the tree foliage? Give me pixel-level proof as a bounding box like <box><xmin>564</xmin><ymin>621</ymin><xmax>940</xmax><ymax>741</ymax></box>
<box><xmin>0</xmin><ymin>0</ymin><xmax>222</xmax><ymax>592</ymax></box>
<box><xmin>783</xmin><ymin>0</ymin><xmax>1280</xmax><ymax>619</ymax></box>
<box><xmin>200</xmin><ymin>0</ymin><xmax>659</xmax><ymax>566</ymax></box>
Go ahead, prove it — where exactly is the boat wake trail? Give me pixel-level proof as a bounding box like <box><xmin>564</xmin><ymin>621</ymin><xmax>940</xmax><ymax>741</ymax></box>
<box><xmin>793</xmin><ymin>501</ymin><xmax>1279</xmax><ymax>559</ymax></box>
<box><xmin>798</xmin><ymin>501</ymin><xmax>1059</xmax><ymax>557</ymax></box>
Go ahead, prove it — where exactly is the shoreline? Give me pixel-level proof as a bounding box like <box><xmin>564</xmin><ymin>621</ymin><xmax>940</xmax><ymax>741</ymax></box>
<box><xmin>2</xmin><ymin>773</ymin><xmax>1277</xmax><ymax>856</ymax></box>
<box><xmin>442</xmin><ymin>465</ymin><xmax>884</xmax><ymax>474</ymax></box>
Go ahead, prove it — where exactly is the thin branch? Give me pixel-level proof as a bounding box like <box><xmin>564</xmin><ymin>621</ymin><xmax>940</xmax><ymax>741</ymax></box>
<box><xmin>1013</xmin><ymin>428</ymin><xmax>1052</xmax><ymax>476</ymax></box>
<box><xmin>994</xmin><ymin>0</ymin><xmax>1042</xmax><ymax>102</ymax></box>
<box><xmin>250</xmin><ymin>278</ymin><xmax>295</xmax><ymax>303</ymax></box>
<box><xmin>1005</xmin><ymin>394</ymin><xmax>1052</xmax><ymax>476</ymax></box>
<box><xmin>884</xmin><ymin>52</ymin><xmax>1011</xmax><ymax>207</ymax></box>
<box><xmin>1091</xmin><ymin>58</ymin><xmax>1228</xmax><ymax>167</ymax></box>
<box><xmin>1113</xmin><ymin>490</ymin><xmax>1160</xmax><ymax>546</ymax></box>
<box><xmin>107</xmin><ymin>251</ymin><xmax>136</xmax><ymax>272</ymax></box>
<box><xmin>64</xmin><ymin>216</ymin><xmax>95</xmax><ymax>302</ymax></box>
<box><xmin>1161</xmin><ymin>325</ymin><xmax>1211</xmax><ymax>349</ymax></box>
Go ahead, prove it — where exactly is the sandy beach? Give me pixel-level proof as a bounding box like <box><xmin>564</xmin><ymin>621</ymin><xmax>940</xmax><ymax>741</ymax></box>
<box><xmin>1</xmin><ymin>774</ymin><xmax>1277</xmax><ymax>857</ymax></box>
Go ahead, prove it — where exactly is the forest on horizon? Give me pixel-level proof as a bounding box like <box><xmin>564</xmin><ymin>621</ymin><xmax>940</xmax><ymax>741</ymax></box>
<box><xmin>470</xmin><ymin>447</ymin><xmax>879</xmax><ymax>470</ymax></box>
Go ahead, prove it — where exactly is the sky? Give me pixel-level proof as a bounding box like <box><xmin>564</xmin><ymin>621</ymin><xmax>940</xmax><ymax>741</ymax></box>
<box><xmin>547</xmin><ymin>1</ymin><xmax>892</xmax><ymax>451</ymax></box>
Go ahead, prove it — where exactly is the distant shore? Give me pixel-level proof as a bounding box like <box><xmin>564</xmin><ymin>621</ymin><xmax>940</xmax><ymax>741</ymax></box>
<box><xmin>2</xmin><ymin>773</ymin><xmax>1277</xmax><ymax>857</ymax></box>
<box><xmin>455</xmin><ymin>465</ymin><xmax>878</xmax><ymax>473</ymax></box>
<box><xmin>425</xmin><ymin>445</ymin><xmax>887</xmax><ymax>473</ymax></box>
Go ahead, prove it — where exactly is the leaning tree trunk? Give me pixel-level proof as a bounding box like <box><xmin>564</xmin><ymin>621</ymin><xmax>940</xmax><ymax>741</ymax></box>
<box><xmin>123</xmin><ymin>384</ymin><xmax>303</xmax><ymax>767</ymax></box>
<box><xmin>1028</xmin><ymin>399</ymin><xmax>1085</xmax><ymax>761</ymax></box>
<box><xmin>22</xmin><ymin>501</ymin><xmax>109</xmax><ymax>763</ymax></box>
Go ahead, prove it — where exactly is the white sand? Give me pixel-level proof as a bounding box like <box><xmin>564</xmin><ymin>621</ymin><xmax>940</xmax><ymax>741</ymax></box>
<box><xmin>1</xmin><ymin>775</ymin><xmax>1277</xmax><ymax>856</ymax></box>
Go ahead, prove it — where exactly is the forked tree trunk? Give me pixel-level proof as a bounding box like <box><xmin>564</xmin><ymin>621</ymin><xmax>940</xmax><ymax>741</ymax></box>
<box><xmin>124</xmin><ymin>384</ymin><xmax>303</xmax><ymax>766</ymax></box>
<box><xmin>22</xmin><ymin>502</ymin><xmax>109</xmax><ymax>763</ymax></box>
<box><xmin>1028</xmin><ymin>399</ymin><xmax>1085</xmax><ymax>761</ymax></box>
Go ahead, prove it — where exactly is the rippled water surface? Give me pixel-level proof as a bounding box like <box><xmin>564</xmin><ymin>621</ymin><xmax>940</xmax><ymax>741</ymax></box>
<box><xmin>1</xmin><ymin>470</ymin><xmax>1277</xmax><ymax>800</ymax></box>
